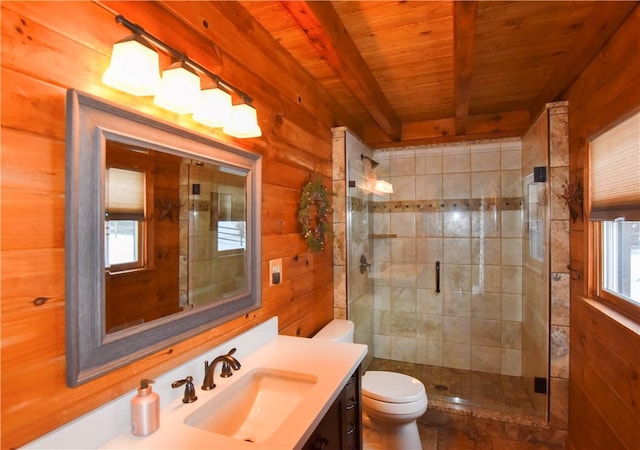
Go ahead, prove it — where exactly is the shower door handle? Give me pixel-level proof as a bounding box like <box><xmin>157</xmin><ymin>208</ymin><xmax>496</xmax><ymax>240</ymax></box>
<box><xmin>359</xmin><ymin>254</ymin><xmax>372</xmax><ymax>274</ymax></box>
<box><xmin>435</xmin><ymin>261</ymin><xmax>441</xmax><ymax>293</ymax></box>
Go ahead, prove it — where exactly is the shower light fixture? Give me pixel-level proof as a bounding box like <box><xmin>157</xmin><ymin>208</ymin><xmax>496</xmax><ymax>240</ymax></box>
<box><xmin>101</xmin><ymin>11</ymin><xmax>261</xmax><ymax>138</ymax></box>
<box><xmin>374</xmin><ymin>179</ymin><xmax>394</xmax><ymax>194</ymax></box>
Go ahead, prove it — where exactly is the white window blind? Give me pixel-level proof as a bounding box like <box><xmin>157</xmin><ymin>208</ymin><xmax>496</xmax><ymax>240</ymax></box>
<box><xmin>590</xmin><ymin>111</ymin><xmax>640</xmax><ymax>221</ymax></box>
<box><xmin>106</xmin><ymin>167</ymin><xmax>145</xmax><ymax>220</ymax></box>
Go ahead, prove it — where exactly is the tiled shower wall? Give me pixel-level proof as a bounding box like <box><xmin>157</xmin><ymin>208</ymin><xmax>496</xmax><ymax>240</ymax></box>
<box><xmin>370</xmin><ymin>140</ymin><xmax>525</xmax><ymax>376</ymax></box>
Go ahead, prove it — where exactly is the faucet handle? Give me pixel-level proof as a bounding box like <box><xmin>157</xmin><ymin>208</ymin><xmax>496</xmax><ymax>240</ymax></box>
<box><xmin>171</xmin><ymin>376</ymin><xmax>198</xmax><ymax>403</ymax></box>
<box><xmin>220</xmin><ymin>362</ymin><xmax>233</xmax><ymax>378</ymax></box>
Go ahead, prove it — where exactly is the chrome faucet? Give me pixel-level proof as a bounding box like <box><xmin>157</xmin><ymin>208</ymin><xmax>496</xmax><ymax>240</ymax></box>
<box><xmin>201</xmin><ymin>347</ymin><xmax>241</xmax><ymax>390</ymax></box>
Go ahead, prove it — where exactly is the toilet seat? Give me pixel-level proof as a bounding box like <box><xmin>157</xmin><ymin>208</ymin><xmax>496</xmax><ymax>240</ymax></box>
<box><xmin>362</xmin><ymin>371</ymin><xmax>428</xmax><ymax>416</ymax></box>
<box><xmin>362</xmin><ymin>394</ymin><xmax>427</xmax><ymax>416</ymax></box>
<box><xmin>362</xmin><ymin>371</ymin><xmax>426</xmax><ymax>403</ymax></box>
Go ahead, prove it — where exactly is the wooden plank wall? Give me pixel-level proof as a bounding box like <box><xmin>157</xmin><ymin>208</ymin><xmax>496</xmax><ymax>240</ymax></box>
<box><xmin>564</xmin><ymin>6</ymin><xmax>640</xmax><ymax>450</ymax></box>
<box><xmin>0</xmin><ymin>2</ymin><xmax>353</xmax><ymax>447</ymax></box>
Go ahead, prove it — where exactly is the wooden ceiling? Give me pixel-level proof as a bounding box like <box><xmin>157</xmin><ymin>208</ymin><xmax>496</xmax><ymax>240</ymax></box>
<box><xmin>240</xmin><ymin>1</ymin><xmax>637</xmax><ymax>148</ymax></box>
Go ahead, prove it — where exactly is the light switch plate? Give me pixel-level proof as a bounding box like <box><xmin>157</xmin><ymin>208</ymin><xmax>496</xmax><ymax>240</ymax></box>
<box><xmin>269</xmin><ymin>258</ymin><xmax>282</xmax><ymax>286</ymax></box>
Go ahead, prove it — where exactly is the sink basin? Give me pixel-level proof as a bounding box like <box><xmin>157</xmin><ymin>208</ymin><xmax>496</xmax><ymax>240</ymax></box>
<box><xmin>184</xmin><ymin>368</ymin><xmax>317</xmax><ymax>443</ymax></box>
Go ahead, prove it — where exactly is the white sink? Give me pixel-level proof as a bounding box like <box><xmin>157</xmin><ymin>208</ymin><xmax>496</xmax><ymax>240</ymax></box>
<box><xmin>184</xmin><ymin>367</ymin><xmax>317</xmax><ymax>443</ymax></box>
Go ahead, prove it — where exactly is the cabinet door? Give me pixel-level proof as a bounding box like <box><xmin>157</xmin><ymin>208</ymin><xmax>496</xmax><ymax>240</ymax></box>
<box><xmin>303</xmin><ymin>365</ymin><xmax>362</xmax><ymax>450</ymax></box>
<box><xmin>302</xmin><ymin>397</ymin><xmax>342</xmax><ymax>450</ymax></box>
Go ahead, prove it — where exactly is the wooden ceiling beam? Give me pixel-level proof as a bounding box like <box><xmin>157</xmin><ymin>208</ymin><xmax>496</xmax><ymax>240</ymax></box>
<box><xmin>530</xmin><ymin>2</ymin><xmax>637</xmax><ymax>117</ymax></box>
<box><xmin>454</xmin><ymin>1</ymin><xmax>479</xmax><ymax>136</ymax></box>
<box><xmin>281</xmin><ymin>1</ymin><xmax>402</xmax><ymax>141</ymax></box>
<box><xmin>363</xmin><ymin>109</ymin><xmax>529</xmax><ymax>149</ymax></box>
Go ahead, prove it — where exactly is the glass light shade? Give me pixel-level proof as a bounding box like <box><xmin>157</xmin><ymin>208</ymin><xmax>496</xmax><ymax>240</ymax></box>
<box><xmin>153</xmin><ymin>63</ymin><xmax>201</xmax><ymax>114</ymax></box>
<box><xmin>223</xmin><ymin>103</ymin><xmax>262</xmax><ymax>138</ymax></box>
<box><xmin>102</xmin><ymin>36</ymin><xmax>161</xmax><ymax>96</ymax></box>
<box><xmin>192</xmin><ymin>87</ymin><xmax>232</xmax><ymax>128</ymax></box>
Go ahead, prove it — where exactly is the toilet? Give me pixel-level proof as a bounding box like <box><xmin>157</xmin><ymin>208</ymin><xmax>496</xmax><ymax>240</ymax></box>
<box><xmin>313</xmin><ymin>319</ymin><xmax>428</xmax><ymax>450</ymax></box>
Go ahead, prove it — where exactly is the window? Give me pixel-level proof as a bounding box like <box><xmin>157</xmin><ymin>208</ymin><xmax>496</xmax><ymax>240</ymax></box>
<box><xmin>602</xmin><ymin>221</ymin><xmax>640</xmax><ymax>304</ymax></box>
<box><xmin>105</xmin><ymin>167</ymin><xmax>145</xmax><ymax>271</ymax></box>
<box><xmin>590</xmin><ymin>111</ymin><xmax>640</xmax><ymax>316</ymax></box>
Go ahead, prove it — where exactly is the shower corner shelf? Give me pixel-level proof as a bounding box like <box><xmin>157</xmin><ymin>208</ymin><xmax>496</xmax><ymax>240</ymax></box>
<box><xmin>369</xmin><ymin>233</ymin><xmax>398</xmax><ymax>239</ymax></box>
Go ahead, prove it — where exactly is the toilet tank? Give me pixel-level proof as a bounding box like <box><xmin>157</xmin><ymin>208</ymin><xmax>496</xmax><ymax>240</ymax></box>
<box><xmin>312</xmin><ymin>319</ymin><xmax>354</xmax><ymax>343</ymax></box>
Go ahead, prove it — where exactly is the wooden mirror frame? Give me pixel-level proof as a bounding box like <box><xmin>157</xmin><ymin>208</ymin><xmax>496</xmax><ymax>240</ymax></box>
<box><xmin>65</xmin><ymin>90</ymin><xmax>261</xmax><ymax>386</ymax></box>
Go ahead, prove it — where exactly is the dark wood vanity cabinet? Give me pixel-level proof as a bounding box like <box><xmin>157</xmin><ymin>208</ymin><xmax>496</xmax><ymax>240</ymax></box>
<box><xmin>303</xmin><ymin>366</ymin><xmax>362</xmax><ymax>450</ymax></box>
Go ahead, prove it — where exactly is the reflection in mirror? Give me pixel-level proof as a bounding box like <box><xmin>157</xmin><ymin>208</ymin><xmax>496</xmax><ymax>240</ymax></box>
<box><xmin>104</xmin><ymin>142</ymin><xmax>249</xmax><ymax>334</ymax></box>
<box><xmin>66</xmin><ymin>90</ymin><xmax>261</xmax><ymax>386</ymax></box>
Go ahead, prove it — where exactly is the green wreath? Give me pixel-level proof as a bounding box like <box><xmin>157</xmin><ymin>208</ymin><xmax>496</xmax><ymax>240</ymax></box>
<box><xmin>297</xmin><ymin>177</ymin><xmax>333</xmax><ymax>252</ymax></box>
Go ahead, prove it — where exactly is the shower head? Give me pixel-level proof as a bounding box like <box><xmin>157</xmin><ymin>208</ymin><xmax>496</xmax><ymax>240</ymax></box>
<box><xmin>361</xmin><ymin>154</ymin><xmax>380</xmax><ymax>169</ymax></box>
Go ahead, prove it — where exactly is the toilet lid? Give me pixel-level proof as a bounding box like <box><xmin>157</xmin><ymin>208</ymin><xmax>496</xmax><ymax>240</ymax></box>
<box><xmin>362</xmin><ymin>371</ymin><xmax>426</xmax><ymax>403</ymax></box>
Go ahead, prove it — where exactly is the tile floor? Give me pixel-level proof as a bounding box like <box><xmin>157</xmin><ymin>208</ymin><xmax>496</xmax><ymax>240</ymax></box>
<box><xmin>417</xmin><ymin>421</ymin><xmax>564</xmax><ymax>450</ymax></box>
<box><xmin>367</xmin><ymin>358</ymin><xmax>565</xmax><ymax>449</ymax></box>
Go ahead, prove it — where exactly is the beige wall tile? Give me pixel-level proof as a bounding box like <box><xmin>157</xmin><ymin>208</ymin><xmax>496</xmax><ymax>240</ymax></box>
<box><xmin>443</xmin><ymin>342</ymin><xmax>471</xmax><ymax>370</ymax></box>
<box><xmin>471</xmin><ymin>345</ymin><xmax>501</xmax><ymax>373</ymax></box>
<box><xmin>502</xmin><ymin>293</ymin><xmax>523</xmax><ymax>322</ymax></box>
<box><xmin>417</xmin><ymin>339</ymin><xmax>443</xmax><ymax>366</ymax></box>
<box><xmin>416</xmin><ymin>174</ymin><xmax>443</xmax><ymax>199</ymax></box>
<box><xmin>472</xmin><ymin>319</ymin><xmax>502</xmax><ymax>347</ymax></box>
<box><xmin>443</xmin><ymin>316</ymin><xmax>471</xmax><ymax>343</ymax></box>
<box><xmin>417</xmin><ymin>289</ymin><xmax>443</xmax><ymax>315</ymax></box>
<box><xmin>390</xmin><ymin>212</ymin><xmax>416</xmax><ymax>236</ymax></box>
<box><xmin>391</xmin><ymin>336</ymin><xmax>417</xmax><ymax>362</ymax></box>
<box><xmin>391</xmin><ymin>287</ymin><xmax>417</xmax><ymax>312</ymax></box>
<box><xmin>501</xmin><ymin>321</ymin><xmax>523</xmax><ymax>350</ymax></box>
<box><xmin>471</xmin><ymin>293</ymin><xmax>502</xmax><ymax>320</ymax></box>
<box><xmin>472</xmin><ymin>171</ymin><xmax>501</xmax><ymax>197</ymax></box>
<box><xmin>443</xmin><ymin>238</ymin><xmax>471</xmax><ymax>263</ymax></box>
<box><xmin>390</xmin><ymin>174</ymin><xmax>416</xmax><ymax>200</ymax></box>
<box><xmin>443</xmin><ymin>290</ymin><xmax>471</xmax><ymax>317</ymax></box>
<box><xmin>444</xmin><ymin>211</ymin><xmax>471</xmax><ymax>237</ymax></box>
<box><xmin>501</xmin><ymin>348</ymin><xmax>523</xmax><ymax>376</ymax></box>
<box><xmin>443</xmin><ymin>146</ymin><xmax>471</xmax><ymax>173</ymax></box>
<box><xmin>443</xmin><ymin>173</ymin><xmax>471</xmax><ymax>198</ymax></box>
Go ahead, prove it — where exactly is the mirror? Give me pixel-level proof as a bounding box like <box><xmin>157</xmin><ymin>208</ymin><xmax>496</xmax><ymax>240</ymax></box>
<box><xmin>65</xmin><ymin>90</ymin><xmax>261</xmax><ymax>386</ymax></box>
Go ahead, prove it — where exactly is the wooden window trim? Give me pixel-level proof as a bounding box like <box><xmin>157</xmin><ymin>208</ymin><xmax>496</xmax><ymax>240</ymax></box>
<box><xmin>590</xmin><ymin>220</ymin><xmax>640</xmax><ymax>322</ymax></box>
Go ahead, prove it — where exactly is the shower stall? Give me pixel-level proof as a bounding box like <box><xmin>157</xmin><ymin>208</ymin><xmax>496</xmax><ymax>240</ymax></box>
<box><xmin>331</xmin><ymin>103</ymin><xmax>570</xmax><ymax>423</ymax></box>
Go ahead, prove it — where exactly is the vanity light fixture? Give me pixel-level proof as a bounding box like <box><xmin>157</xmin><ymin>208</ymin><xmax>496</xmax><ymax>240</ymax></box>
<box><xmin>100</xmin><ymin>9</ymin><xmax>261</xmax><ymax>138</ymax></box>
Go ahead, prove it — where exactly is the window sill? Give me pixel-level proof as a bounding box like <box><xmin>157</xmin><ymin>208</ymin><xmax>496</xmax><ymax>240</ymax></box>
<box><xmin>105</xmin><ymin>267</ymin><xmax>156</xmax><ymax>278</ymax></box>
<box><xmin>580</xmin><ymin>297</ymin><xmax>640</xmax><ymax>337</ymax></box>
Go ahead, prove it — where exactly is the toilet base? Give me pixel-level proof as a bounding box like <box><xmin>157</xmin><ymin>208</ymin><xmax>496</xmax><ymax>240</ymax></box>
<box><xmin>362</xmin><ymin>411</ymin><xmax>423</xmax><ymax>450</ymax></box>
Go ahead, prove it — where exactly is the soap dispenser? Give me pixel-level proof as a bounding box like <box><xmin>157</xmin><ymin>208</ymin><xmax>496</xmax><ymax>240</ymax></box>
<box><xmin>131</xmin><ymin>379</ymin><xmax>159</xmax><ymax>436</ymax></box>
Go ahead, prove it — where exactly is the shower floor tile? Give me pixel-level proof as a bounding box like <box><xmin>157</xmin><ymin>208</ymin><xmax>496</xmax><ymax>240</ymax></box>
<box><xmin>368</xmin><ymin>358</ymin><xmax>540</xmax><ymax>417</ymax></box>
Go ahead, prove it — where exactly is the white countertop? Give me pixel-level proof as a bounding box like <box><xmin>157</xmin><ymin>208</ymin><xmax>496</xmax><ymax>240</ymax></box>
<box><xmin>102</xmin><ymin>333</ymin><xmax>367</xmax><ymax>450</ymax></box>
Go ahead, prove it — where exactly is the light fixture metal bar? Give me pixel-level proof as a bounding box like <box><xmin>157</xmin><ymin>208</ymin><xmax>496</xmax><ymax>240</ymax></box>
<box><xmin>113</xmin><ymin>14</ymin><xmax>253</xmax><ymax>104</ymax></box>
